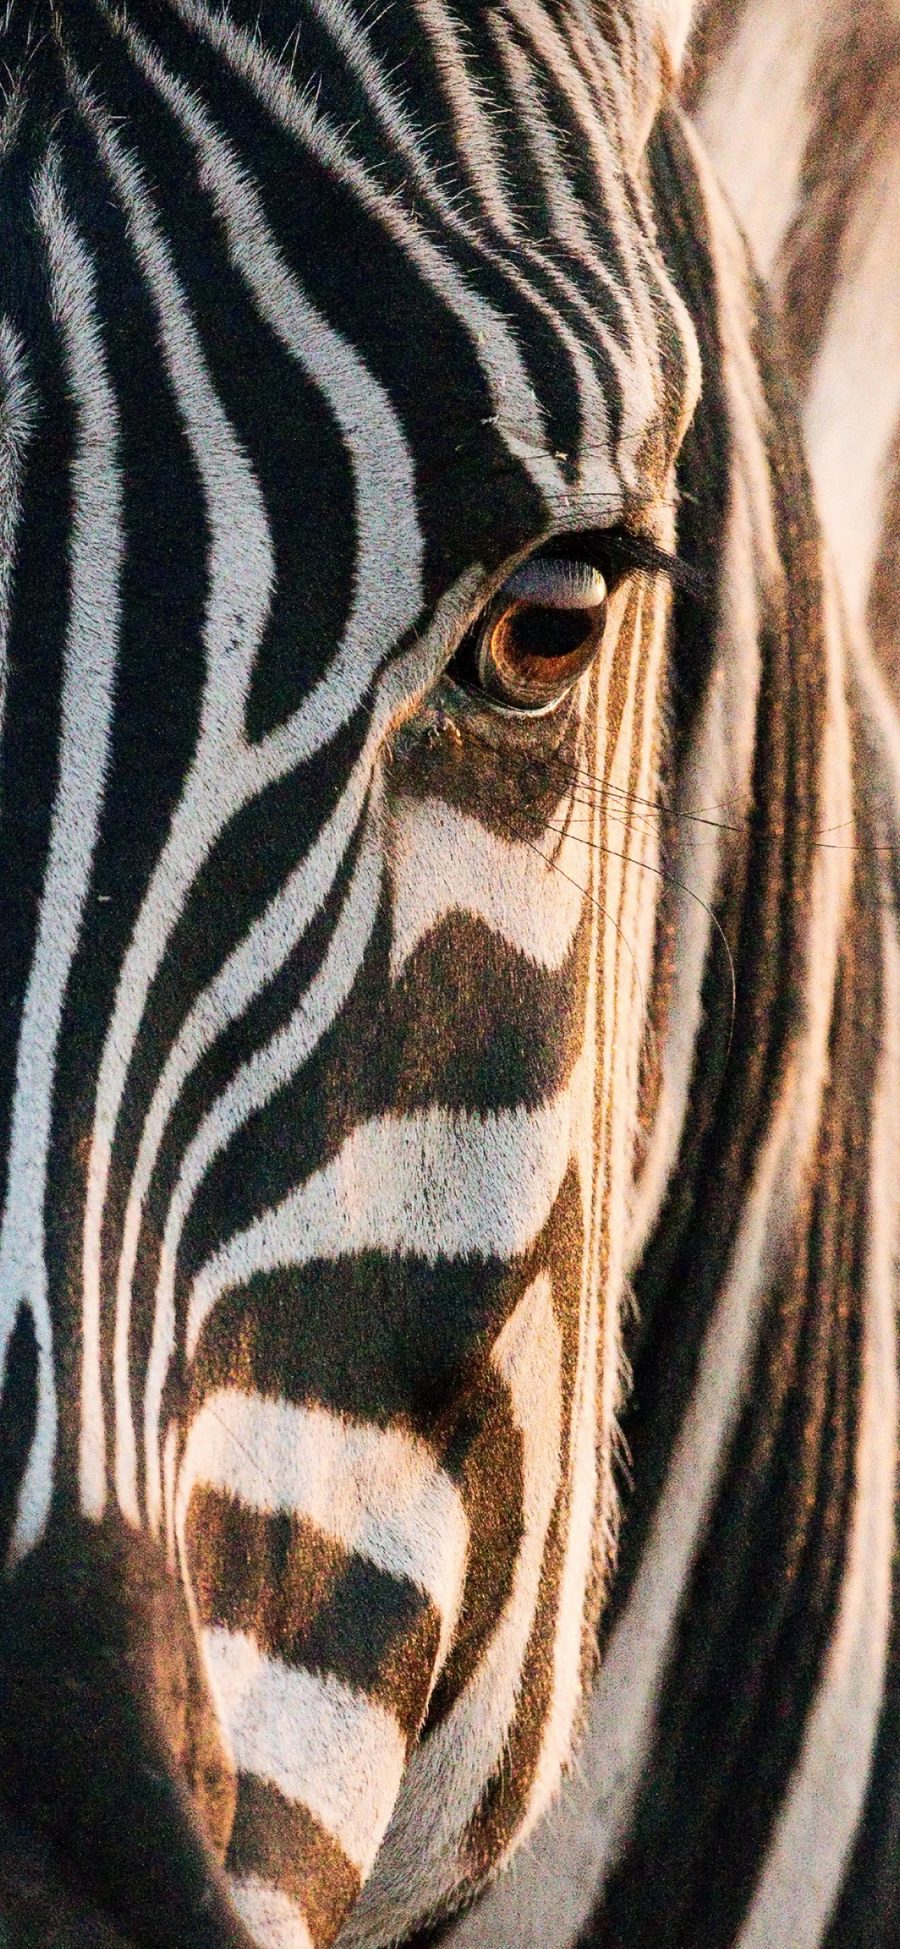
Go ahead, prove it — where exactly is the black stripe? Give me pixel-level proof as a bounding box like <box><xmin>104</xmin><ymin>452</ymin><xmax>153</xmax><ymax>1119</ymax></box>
<box><xmin>0</xmin><ymin>1306</ymin><xmax>38</xmax><ymax>1560</ymax></box>
<box><xmin>175</xmin><ymin>900</ymin><xmax>585</xmax><ymax>1272</ymax></box>
<box><xmin>0</xmin><ymin>148</ymin><xmax>75</xmax><ymax>1203</ymax></box>
<box><xmin>23</xmin><ymin>114</ymin><xmax>212</xmax><ymax>1466</ymax></box>
<box><xmin>187</xmin><ymin>1490</ymin><xmax>441</xmax><ymax>1739</ymax></box>
<box><xmin>228</xmin><ymin>1774</ymin><xmax>360</xmax><ymax>1948</ymax></box>
<box><xmin>462</xmin><ymin>1192</ymin><xmax>588</xmax><ymax>1871</ymax></box>
<box><xmin>424</xmin><ymin>1362</ymin><xmax>525</xmax><ymax>1727</ymax></box>
<box><xmin>823</xmin><ymin>861</ymin><xmax>900</xmax><ymax>1948</ymax></box>
<box><xmin>0</xmin><ymin>1519</ymin><xmax>251</xmax><ymax>1949</ymax></box>
<box><xmin>824</xmin><ymin>1524</ymin><xmax>900</xmax><ymax>1944</ymax></box>
<box><xmin>63</xmin><ymin>0</ymin><xmax>358</xmax><ymax>741</ymax></box>
<box><xmin>188</xmin><ymin>1160</ymin><xmax>584</xmax><ymax>1435</ymax></box>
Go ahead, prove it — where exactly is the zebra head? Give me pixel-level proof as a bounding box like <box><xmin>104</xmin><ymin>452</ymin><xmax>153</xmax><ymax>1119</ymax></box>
<box><xmin>0</xmin><ymin>1</ymin><xmax>703</xmax><ymax>1943</ymax></box>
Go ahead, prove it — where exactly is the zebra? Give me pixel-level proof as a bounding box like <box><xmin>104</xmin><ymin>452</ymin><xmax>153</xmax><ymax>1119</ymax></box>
<box><xmin>687</xmin><ymin>0</ymin><xmax>900</xmax><ymax>707</ymax></box>
<box><xmin>0</xmin><ymin>0</ymin><xmax>898</xmax><ymax>1945</ymax></box>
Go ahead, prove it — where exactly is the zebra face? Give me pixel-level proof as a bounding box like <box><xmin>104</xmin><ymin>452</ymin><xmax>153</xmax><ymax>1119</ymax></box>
<box><xmin>0</xmin><ymin>0</ymin><xmax>699</xmax><ymax>1943</ymax></box>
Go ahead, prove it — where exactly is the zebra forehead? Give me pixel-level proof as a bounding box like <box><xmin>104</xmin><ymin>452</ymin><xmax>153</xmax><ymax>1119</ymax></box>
<box><xmin>11</xmin><ymin>0</ymin><xmax>698</xmax><ymax>530</ymax></box>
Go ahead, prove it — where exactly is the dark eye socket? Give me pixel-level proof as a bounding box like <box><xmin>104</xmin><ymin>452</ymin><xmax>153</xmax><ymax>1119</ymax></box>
<box><xmin>448</xmin><ymin>556</ymin><xmax>609</xmax><ymax>715</ymax></box>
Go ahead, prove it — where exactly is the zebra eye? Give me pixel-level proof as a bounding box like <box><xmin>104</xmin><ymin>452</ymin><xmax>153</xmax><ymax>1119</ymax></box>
<box><xmin>454</xmin><ymin>559</ymin><xmax>609</xmax><ymax>715</ymax></box>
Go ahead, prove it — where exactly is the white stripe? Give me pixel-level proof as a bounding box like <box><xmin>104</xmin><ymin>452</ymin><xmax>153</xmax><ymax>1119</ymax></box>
<box><xmin>185</xmin><ymin>1080</ymin><xmax>583</xmax><ymax>1363</ymax></box>
<box><xmin>178</xmin><ymin>1390</ymin><xmax>468</xmax><ymax>1666</ymax></box>
<box><xmin>203</xmin><ymin>1628</ymin><xmax>407</xmax><ymax>1878</ymax></box>
<box><xmin>654</xmin><ymin>0</ymin><xmax>697</xmax><ymax>68</ymax></box>
<box><xmin>64</xmin><ymin>69</ymin><xmax>426</xmax><ymax>1520</ymax></box>
<box><xmin>344</xmin><ymin>1272</ymin><xmax>563</xmax><ymax>1942</ymax></box>
<box><xmin>804</xmin><ymin>132</ymin><xmax>900</xmax><ymax>637</ymax></box>
<box><xmin>168</xmin><ymin>0</ymin><xmax>573</xmax><ymax>502</ymax></box>
<box><xmin>2</xmin><ymin>157</ymin><xmax>122</xmax><ymax>1561</ymax></box>
<box><xmin>0</xmin><ymin>319</ymin><xmax>35</xmax><ymax>766</ymax></box>
<box><xmin>70</xmin><ymin>75</ymin><xmax>274</xmax><ymax>1519</ymax></box>
<box><xmin>388</xmin><ymin>792</ymin><xmax>588</xmax><ymax>980</ymax></box>
<box><xmin>401</xmin><ymin>0</ymin><xmax>619</xmax><ymax>479</ymax></box>
<box><xmin>142</xmin><ymin>807</ymin><xmax>384</xmax><ymax>1530</ymax></box>
<box><xmin>694</xmin><ymin>0</ymin><xmax>821</xmax><ymax>284</ymax></box>
<box><xmin>529</xmin><ymin>577</ymin><xmax>665</xmax><ymax>1837</ymax></box>
<box><xmin>230</xmin><ymin>1879</ymin><xmax>315</xmax><ymax>1949</ymax></box>
<box><xmin>695</xmin><ymin>3</ymin><xmax>900</xmax><ymax>637</ymax></box>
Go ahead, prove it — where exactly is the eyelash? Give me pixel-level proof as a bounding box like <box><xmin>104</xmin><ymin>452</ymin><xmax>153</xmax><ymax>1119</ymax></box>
<box><xmin>561</xmin><ymin>525</ymin><xmax>706</xmax><ymax>600</ymax></box>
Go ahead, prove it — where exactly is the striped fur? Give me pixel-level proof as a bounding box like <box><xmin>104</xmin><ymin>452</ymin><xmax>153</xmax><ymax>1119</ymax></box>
<box><xmin>0</xmin><ymin>3</ymin><xmax>898</xmax><ymax>1948</ymax></box>
<box><xmin>0</xmin><ymin>3</ymin><xmax>696</xmax><ymax>1943</ymax></box>
<box><xmin>432</xmin><ymin>21</ymin><xmax>900</xmax><ymax>1949</ymax></box>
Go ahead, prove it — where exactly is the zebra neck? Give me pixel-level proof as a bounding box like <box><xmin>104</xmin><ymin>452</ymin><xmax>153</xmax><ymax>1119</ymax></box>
<box><xmin>575</xmin><ymin>112</ymin><xmax>898</xmax><ymax>1949</ymax></box>
<box><xmin>429</xmin><ymin>107</ymin><xmax>900</xmax><ymax>1949</ymax></box>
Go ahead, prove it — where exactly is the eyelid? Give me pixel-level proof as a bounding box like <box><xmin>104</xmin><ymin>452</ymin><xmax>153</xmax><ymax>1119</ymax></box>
<box><xmin>503</xmin><ymin>559</ymin><xmax>608</xmax><ymax>611</ymax></box>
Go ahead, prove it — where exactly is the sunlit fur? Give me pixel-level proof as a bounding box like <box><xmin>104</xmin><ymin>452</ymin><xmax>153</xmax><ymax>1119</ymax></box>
<box><xmin>441</xmin><ymin>13</ymin><xmax>900</xmax><ymax>1949</ymax></box>
<box><xmin>0</xmin><ymin>3</ymin><xmax>699</xmax><ymax>1944</ymax></box>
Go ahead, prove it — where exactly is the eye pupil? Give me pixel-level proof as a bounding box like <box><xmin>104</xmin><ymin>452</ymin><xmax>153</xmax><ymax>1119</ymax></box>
<box><xmin>494</xmin><ymin>602</ymin><xmax>596</xmax><ymax>666</ymax></box>
<box><xmin>476</xmin><ymin>593</ymin><xmax>607</xmax><ymax>711</ymax></box>
<box><xmin>445</xmin><ymin>557</ymin><xmax>610</xmax><ymax>714</ymax></box>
